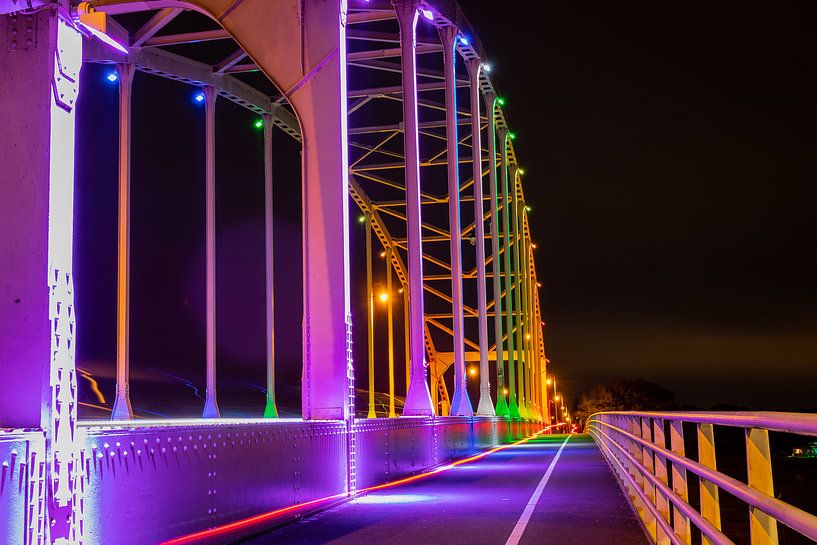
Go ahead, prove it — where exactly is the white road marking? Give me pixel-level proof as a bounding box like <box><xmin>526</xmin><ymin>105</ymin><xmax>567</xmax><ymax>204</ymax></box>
<box><xmin>504</xmin><ymin>435</ymin><xmax>571</xmax><ymax>545</ymax></box>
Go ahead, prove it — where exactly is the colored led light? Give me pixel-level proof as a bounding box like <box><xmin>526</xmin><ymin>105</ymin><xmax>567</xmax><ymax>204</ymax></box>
<box><xmin>508</xmin><ymin>132</ymin><xmax>517</xmax><ymax>140</ymax></box>
<box><xmin>106</xmin><ymin>71</ymin><xmax>118</xmax><ymax>83</ymax></box>
<box><xmin>420</xmin><ymin>8</ymin><xmax>434</xmax><ymax>20</ymax></box>
<box><xmin>194</xmin><ymin>92</ymin><xmax>205</xmax><ymax>103</ymax></box>
<box><xmin>358</xmin><ymin>215</ymin><xmax>366</xmax><ymax>223</ymax></box>
<box><xmin>458</xmin><ymin>35</ymin><xmax>469</xmax><ymax>46</ymax></box>
<box><xmin>254</xmin><ymin>119</ymin><xmax>264</xmax><ymax>129</ymax></box>
<box><xmin>525</xmin><ymin>205</ymin><xmax>531</xmax><ymax>212</ymax></box>
<box><xmin>496</xmin><ymin>97</ymin><xmax>506</xmax><ymax>106</ymax></box>
<box><xmin>482</xmin><ymin>63</ymin><xmax>491</xmax><ymax>73</ymax></box>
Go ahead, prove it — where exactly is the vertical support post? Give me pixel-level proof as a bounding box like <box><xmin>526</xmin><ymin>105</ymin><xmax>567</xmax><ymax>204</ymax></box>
<box><xmin>0</xmin><ymin>11</ymin><xmax>83</xmax><ymax>542</ymax></box>
<box><xmin>641</xmin><ymin>418</ymin><xmax>657</xmax><ymax>541</ymax></box>
<box><xmin>698</xmin><ymin>423</ymin><xmax>721</xmax><ymax>545</ymax></box>
<box><xmin>394</xmin><ymin>0</ymin><xmax>434</xmax><ymax>416</ymax></box>
<box><xmin>747</xmin><ymin>428</ymin><xmax>779</xmax><ymax>545</ymax></box>
<box><xmin>296</xmin><ymin>0</ymin><xmax>354</xmax><ymax>421</ymax></box>
<box><xmin>366</xmin><ymin>215</ymin><xmax>376</xmax><ymax>418</ymax></box>
<box><xmin>511</xmin><ymin>168</ymin><xmax>528</xmax><ymax>419</ymax></box>
<box><xmin>467</xmin><ymin>60</ymin><xmax>493</xmax><ymax>417</ymax></box>
<box><xmin>404</xmin><ymin>289</ymin><xmax>410</xmax><ymax>395</ymax></box>
<box><xmin>202</xmin><ymin>85</ymin><xmax>220</xmax><ymax>418</ymax></box>
<box><xmin>519</xmin><ymin>213</ymin><xmax>536</xmax><ymax>420</ymax></box>
<box><xmin>112</xmin><ymin>62</ymin><xmax>135</xmax><ymax>420</ymax></box>
<box><xmin>439</xmin><ymin>25</ymin><xmax>472</xmax><ymax>416</ymax></box>
<box><xmin>653</xmin><ymin>418</ymin><xmax>671</xmax><ymax>545</ymax></box>
<box><xmin>669</xmin><ymin>420</ymin><xmax>691</xmax><ymax>544</ymax></box>
<box><xmin>386</xmin><ymin>248</ymin><xmax>396</xmax><ymax>417</ymax></box>
<box><xmin>500</xmin><ymin>130</ymin><xmax>519</xmax><ymax>419</ymax></box>
<box><xmin>485</xmin><ymin>93</ymin><xmax>508</xmax><ymax>417</ymax></box>
<box><xmin>263</xmin><ymin>114</ymin><xmax>278</xmax><ymax>418</ymax></box>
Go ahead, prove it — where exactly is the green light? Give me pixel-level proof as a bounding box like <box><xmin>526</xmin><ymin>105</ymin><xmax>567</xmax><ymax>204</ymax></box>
<box><xmin>508</xmin><ymin>131</ymin><xmax>517</xmax><ymax>140</ymax></box>
<box><xmin>518</xmin><ymin>168</ymin><xmax>526</xmax><ymax>175</ymax></box>
<box><xmin>358</xmin><ymin>215</ymin><xmax>366</xmax><ymax>223</ymax></box>
<box><xmin>496</xmin><ymin>97</ymin><xmax>506</xmax><ymax>106</ymax></box>
<box><xmin>254</xmin><ymin>119</ymin><xmax>264</xmax><ymax>129</ymax></box>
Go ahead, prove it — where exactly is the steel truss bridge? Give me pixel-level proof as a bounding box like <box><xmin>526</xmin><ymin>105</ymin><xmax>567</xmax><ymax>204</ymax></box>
<box><xmin>1</xmin><ymin>1</ymin><xmax>816</xmax><ymax>545</ymax></box>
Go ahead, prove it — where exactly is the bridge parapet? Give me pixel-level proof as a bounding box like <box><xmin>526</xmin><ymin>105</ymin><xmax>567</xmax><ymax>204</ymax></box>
<box><xmin>1</xmin><ymin>417</ymin><xmax>524</xmax><ymax>545</ymax></box>
<box><xmin>588</xmin><ymin>411</ymin><xmax>817</xmax><ymax>545</ymax></box>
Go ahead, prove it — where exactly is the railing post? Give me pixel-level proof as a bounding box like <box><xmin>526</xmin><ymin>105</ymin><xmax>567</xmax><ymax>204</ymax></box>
<box><xmin>393</xmin><ymin>0</ymin><xmax>434</xmax><ymax>416</ymax></box>
<box><xmin>747</xmin><ymin>428</ymin><xmax>779</xmax><ymax>545</ymax></box>
<box><xmin>669</xmin><ymin>420</ymin><xmax>691</xmax><ymax>544</ymax></box>
<box><xmin>468</xmin><ymin>58</ymin><xmax>494</xmax><ymax>417</ymax></box>
<box><xmin>697</xmin><ymin>423</ymin><xmax>722</xmax><ymax>544</ymax></box>
<box><xmin>639</xmin><ymin>418</ymin><xmax>657</xmax><ymax>540</ymax></box>
<box><xmin>202</xmin><ymin>85</ymin><xmax>220</xmax><ymax>418</ymax></box>
<box><xmin>112</xmin><ymin>62</ymin><xmax>135</xmax><ymax>420</ymax></box>
<box><xmin>439</xmin><ymin>24</ymin><xmax>472</xmax><ymax>416</ymax></box>
<box><xmin>653</xmin><ymin>418</ymin><xmax>671</xmax><ymax>545</ymax></box>
<box><xmin>485</xmin><ymin>92</ymin><xmax>508</xmax><ymax>418</ymax></box>
<box><xmin>262</xmin><ymin>113</ymin><xmax>278</xmax><ymax>418</ymax></box>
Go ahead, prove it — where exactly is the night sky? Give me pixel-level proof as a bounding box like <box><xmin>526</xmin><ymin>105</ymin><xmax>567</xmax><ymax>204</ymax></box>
<box><xmin>74</xmin><ymin>2</ymin><xmax>816</xmax><ymax>418</ymax></box>
<box><xmin>466</xmin><ymin>1</ymin><xmax>817</xmax><ymax>410</ymax></box>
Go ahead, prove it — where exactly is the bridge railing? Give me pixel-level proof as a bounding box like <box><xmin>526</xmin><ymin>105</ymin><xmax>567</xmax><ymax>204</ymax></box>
<box><xmin>587</xmin><ymin>411</ymin><xmax>817</xmax><ymax>545</ymax></box>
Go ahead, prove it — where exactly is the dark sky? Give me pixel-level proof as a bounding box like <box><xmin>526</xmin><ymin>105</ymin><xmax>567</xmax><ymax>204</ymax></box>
<box><xmin>465</xmin><ymin>1</ymin><xmax>817</xmax><ymax>410</ymax></box>
<box><xmin>74</xmin><ymin>2</ymin><xmax>816</xmax><ymax>418</ymax></box>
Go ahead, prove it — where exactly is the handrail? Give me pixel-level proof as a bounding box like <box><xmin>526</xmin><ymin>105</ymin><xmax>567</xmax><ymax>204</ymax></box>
<box><xmin>586</xmin><ymin>411</ymin><xmax>817</xmax><ymax>545</ymax></box>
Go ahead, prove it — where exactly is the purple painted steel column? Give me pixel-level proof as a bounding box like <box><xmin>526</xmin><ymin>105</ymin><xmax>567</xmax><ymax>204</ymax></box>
<box><xmin>202</xmin><ymin>85</ymin><xmax>220</xmax><ymax>418</ymax></box>
<box><xmin>112</xmin><ymin>62</ymin><xmax>135</xmax><ymax>420</ymax></box>
<box><xmin>485</xmin><ymin>93</ymin><xmax>509</xmax><ymax>417</ymax></box>
<box><xmin>394</xmin><ymin>0</ymin><xmax>434</xmax><ymax>416</ymax></box>
<box><xmin>467</xmin><ymin>59</ymin><xmax>493</xmax><ymax>416</ymax></box>
<box><xmin>440</xmin><ymin>26</ymin><xmax>472</xmax><ymax>417</ymax></box>
<box><xmin>0</xmin><ymin>11</ymin><xmax>82</xmax><ymax>541</ymax></box>
<box><xmin>297</xmin><ymin>0</ymin><xmax>353</xmax><ymax>420</ymax></box>
<box><xmin>263</xmin><ymin>114</ymin><xmax>278</xmax><ymax>418</ymax></box>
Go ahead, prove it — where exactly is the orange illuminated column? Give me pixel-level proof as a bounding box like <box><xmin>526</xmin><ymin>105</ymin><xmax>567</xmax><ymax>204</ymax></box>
<box><xmin>112</xmin><ymin>62</ymin><xmax>135</xmax><ymax>420</ymax></box>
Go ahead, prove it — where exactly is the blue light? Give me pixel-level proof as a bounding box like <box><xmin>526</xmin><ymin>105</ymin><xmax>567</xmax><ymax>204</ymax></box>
<box><xmin>352</xmin><ymin>494</ymin><xmax>437</xmax><ymax>505</ymax></box>
<box><xmin>106</xmin><ymin>71</ymin><xmax>118</xmax><ymax>83</ymax></box>
<box><xmin>458</xmin><ymin>35</ymin><xmax>469</xmax><ymax>46</ymax></box>
<box><xmin>194</xmin><ymin>91</ymin><xmax>205</xmax><ymax>103</ymax></box>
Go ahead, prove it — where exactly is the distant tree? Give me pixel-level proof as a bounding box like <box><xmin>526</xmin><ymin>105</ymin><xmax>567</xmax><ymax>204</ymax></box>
<box><xmin>575</xmin><ymin>379</ymin><xmax>676</xmax><ymax>424</ymax></box>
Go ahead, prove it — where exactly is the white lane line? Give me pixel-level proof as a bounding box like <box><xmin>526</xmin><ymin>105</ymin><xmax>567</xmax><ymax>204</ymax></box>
<box><xmin>503</xmin><ymin>435</ymin><xmax>571</xmax><ymax>545</ymax></box>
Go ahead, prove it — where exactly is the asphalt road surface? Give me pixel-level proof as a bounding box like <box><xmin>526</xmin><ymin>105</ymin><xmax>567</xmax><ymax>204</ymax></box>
<box><xmin>240</xmin><ymin>434</ymin><xmax>649</xmax><ymax>545</ymax></box>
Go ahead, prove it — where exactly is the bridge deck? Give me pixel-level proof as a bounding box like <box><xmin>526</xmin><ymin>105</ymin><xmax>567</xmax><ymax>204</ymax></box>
<box><xmin>242</xmin><ymin>434</ymin><xmax>649</xmax><ymax>545</ymax></box>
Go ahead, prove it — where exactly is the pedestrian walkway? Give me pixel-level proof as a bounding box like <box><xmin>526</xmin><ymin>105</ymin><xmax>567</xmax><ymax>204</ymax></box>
<box><xmin>241</xmin><ymin>434</ymin><xmax>649</xmax><ymax>545</ymax></box>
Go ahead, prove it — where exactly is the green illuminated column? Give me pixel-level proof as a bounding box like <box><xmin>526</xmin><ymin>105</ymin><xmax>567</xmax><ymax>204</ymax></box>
<box><xmin>500</xmin><ymin>130</ymin><xmax>520</xmax><ymax>420</ymax></box>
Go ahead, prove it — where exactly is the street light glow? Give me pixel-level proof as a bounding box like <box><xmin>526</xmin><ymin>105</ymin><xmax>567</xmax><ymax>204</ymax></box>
<box><xmin>378</xmin><ymin>292</ymin><xmax>389</xmax><ymax>303</ymax></box>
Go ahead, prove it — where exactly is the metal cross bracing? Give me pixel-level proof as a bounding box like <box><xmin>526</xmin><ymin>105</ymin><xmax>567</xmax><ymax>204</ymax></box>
<box><xmin>39</xmin><ymin>0</ymin><xmax>549</xmax><ymax>423</ymax></box>
<box><xmin>0</xmin><ymin>2</ymin><xmax>552</xmax><ymax>542</ymax></box>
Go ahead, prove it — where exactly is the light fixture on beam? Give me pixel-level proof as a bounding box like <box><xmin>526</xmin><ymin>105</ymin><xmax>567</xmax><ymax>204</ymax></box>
<box><xmin>74</xmin><ymin>2</ymin><xmax>128</xmax><ymax>54</ymax></box>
